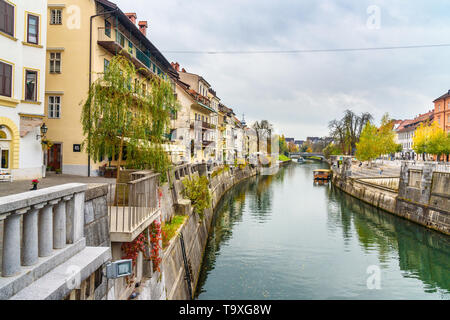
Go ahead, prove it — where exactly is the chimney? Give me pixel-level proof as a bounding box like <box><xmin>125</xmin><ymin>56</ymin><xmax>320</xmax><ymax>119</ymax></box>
<box><xmin>171</xmin><ymin>62</ymin><xmax>180</xmax><ymax>72</ymax></box>
<box><xmin>138</xmin><ymin>21</ymin><xmax>148</xmax><ymax>36</ymax></box>
<box><xmin>125</xmin><ymin>13</ymin><xmax>137</xmax><ymax>24</ymax></box>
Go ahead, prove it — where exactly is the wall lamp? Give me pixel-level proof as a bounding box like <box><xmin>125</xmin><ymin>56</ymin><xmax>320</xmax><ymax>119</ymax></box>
<box><xmin>36</xmin><ymin>123</ymin><xmax>48</xmax><ymax>140</ymax></box>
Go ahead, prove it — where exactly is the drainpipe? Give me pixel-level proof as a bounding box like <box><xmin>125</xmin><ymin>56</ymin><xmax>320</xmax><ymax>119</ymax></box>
<box><xmin>88</xmin><ymin>8</ymin><xmax>119</xmax><ymax>176</ymax></box>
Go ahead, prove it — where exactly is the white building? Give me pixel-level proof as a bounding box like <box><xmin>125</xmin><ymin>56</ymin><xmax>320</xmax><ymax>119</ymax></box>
<box><xmin>0</xmin><ymin>0</ymin><xmax>47</xmax><ymax>180</ymax></box>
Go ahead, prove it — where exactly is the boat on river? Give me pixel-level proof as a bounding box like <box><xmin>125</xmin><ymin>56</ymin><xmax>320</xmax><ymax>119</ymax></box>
<box><xmin>313</xmin><ymin>169</ymin><xmax>332</xmax><ymax>182</ymax></box>
<box><xmin>297</xmin><ymin>157</ymin><xmax>305</xmax><ymax>163</ymax></box>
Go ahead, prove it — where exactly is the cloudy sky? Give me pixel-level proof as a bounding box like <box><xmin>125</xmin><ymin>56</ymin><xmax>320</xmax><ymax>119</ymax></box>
<box><xmin>115</xmin><ymin>0</ymin><xmax>450</xmax><ymax>140</ymax></box>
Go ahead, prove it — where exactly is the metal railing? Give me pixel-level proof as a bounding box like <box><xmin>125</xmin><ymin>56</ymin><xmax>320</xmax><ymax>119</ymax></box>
<box><xmin>98</xmin><ymin>27</ymin><xmax>163</xmax><ymax>77</ymax></box>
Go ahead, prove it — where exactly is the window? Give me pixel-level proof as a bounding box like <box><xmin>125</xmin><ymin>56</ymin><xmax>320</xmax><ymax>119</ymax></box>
<box><xmin>104</xmin><ymin>59</ymin><xmax>109</xmax><ymax>73</ymax></box>
<box><xmin>104</xmin><ymin>20</ymin><xmax>111</xmax><ymax>37</ymax></box>
<box><xmin>128</xmin><ymin>40</ymin><xmax>133</xmax><ymax>54</ymax></box>
<box><xmin>48</xmin><ymin>96</ymin><xmax>61</xmax><ymax>118</ymax></box>
<box><xmin>24</xmin><ymin>69</ymin><xmax>38</xmax><ymax>101</ymax></box>
<box><xmin>0</xmin><ymin>0</ymin><xmax>14</xmax><ymax>37</ymax></box>
<box><xmin>49</xmin><ymin>52</ymin><xmax>61</xmax><ymax>73</ymax></box>
<box><xmin>0</xmin><ymin>61</ymin><xmax>12</xmax><ymax>97</ymax></box>
<box><xmin>27</xmin><ymin>14</ymin><xmax>39</xmax><ymax>44</ymax></box>
<box><xmin>50</xmin><ymin>9</ymin><xmax>62</xmax><ymax>25</ymax></box>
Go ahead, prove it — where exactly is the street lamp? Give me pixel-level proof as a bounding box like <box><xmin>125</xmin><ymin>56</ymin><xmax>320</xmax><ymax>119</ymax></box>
<box><xmin>36</xmin><ymin>123</ymin><xmax>48</xmax><ymax>140</ymax></box>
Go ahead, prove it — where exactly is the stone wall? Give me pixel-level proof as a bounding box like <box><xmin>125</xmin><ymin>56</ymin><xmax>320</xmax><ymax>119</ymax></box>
<box><xmin>332</xmin><ymin>162</ymin><xmax>450</xmax><ymax>236</ymax></box>
<box><xmin>157</xmin><ymin>165</ymin><xmax>258</xmax><ymax>300</ymax></box>
<box><xmin>83</xmin><ymin>184</ymin><xmax>110</xmax><ymax>247</ymax></box>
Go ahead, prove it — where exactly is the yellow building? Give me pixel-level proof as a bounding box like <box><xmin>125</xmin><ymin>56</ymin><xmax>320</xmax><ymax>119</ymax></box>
<box><xmin>45</xmin><ymin>0</ymin><xmax>175</xmax><ymax>176</ymax></box>
<box><xmin>173</xmin><ymin>64</ymin><xmax>219</xmax><ymax>163</ymax></box>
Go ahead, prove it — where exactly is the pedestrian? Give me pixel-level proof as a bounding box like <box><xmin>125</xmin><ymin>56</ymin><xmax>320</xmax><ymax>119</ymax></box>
<box><xmin>379</xmin><ymin>168</ymin><xmax>383</xmax><ymax>175</ymax></box>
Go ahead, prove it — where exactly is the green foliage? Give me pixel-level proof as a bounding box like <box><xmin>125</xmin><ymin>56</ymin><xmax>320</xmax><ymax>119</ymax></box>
<box><xmin>182</xmin><ymin>176</ymin><xmax>212</xmax><ymax>220</ymax></box>
<box><xmin>355</xmin><ymin>122</ymin><xmax>380</xmax><ymax>161</ymax></box>
<box><xmin>162</xmin><ymin>215</ymin><xmax>187</xmax><ymax>248</ymax></box>
<box><xmin>81</xmin><ymin>55</ymin><xmax>178</xmax><ymax>182</ymax></box>
<box><xmin>278</xmin><ymin>154</ymin><xmax>291</xmax><ymax>161</ymax></box>
<box><xmin>323</xmin><ymin>143</ymin><xmax>341</xmax><ymax>159</ymax></box>
<box><xmin>279</xmin><ymin>135</ymin><xmax>289</xmax><ymax>156</ymax></box>
<box><xmin>413</xmin><ymin>121</ymin><xmax>450</xmax><ymax>158</ymax></box>
<box><xmin>356</xmin><ymin>114</ymin><xmax>399</xmax><ymax>162</ymax></box>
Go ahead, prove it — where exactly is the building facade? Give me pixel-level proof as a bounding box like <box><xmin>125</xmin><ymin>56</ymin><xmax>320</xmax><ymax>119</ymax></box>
<box><xmin>394</xmin><ymin>111</ymin><xmax>434</xmax><ymax>160</ymax></box>
<box><xmin>433</xmin><ymin>90</ymin><xmax>450</xmax><ymax>133</ymax></box>
<box><xmin>44</xmin><ymin>0</ymin><xmax>174</xmax><ymax>176</ymax></box>
<box><xmin>0</xmin><ymin>0</ymin><xmax>47</xmax><ymax>180</ymax></box>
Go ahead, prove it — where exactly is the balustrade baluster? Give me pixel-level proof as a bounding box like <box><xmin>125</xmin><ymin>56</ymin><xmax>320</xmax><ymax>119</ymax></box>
<box><xmin>22</xmin><ymin>204</ymin><xmax>45</xmax><ymax>266</ymax></box>
<box><xmin>39</xmin><ymin>200</ymin><xmax>59</xmax><ymax>257</ymax></box>
<box><xmin>2</xmin><ymin>208</ymin><xmax>28</xmax><ymax>277</ymax></box>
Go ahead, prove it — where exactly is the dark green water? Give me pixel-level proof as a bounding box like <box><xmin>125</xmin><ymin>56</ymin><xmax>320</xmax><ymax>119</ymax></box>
<box><xmin>195</xmin><ymin>162</ymin><xmax>450</xmax><ymax>300</ymax></box>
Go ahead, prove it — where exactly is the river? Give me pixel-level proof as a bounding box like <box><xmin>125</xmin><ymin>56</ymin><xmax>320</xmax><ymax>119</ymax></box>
<box><xmin>195</xmin><ymin>162</ymin><xmax>450</xmax><ymax>300</ymax></box>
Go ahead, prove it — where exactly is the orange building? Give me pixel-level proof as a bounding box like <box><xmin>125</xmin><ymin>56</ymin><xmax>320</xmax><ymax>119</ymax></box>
<box><xmin>433</xmin><ymin>90</ymin><xmax>450</xmax><ymax>133</ymax></box>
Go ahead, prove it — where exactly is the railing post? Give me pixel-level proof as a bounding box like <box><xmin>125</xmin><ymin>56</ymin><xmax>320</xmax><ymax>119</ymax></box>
<box><xmin>2</xmin><ymin>208</ymin><xmax>28</xmax><ymax>277</ymax></box>
<box><xmin>22</xmin><ymin>203</ymin><xmax>45</xmax><ymax>266</ymax></box>
<box><xmin>72</xmin><ymin>192</ymin><xmax>85</xmax><ymax>243</ymax></box>
<box><xmin>39</xmin><ymin>200</ymin><xmax>59</xmax><ymax>257</ymax></box>
<box><xmin>54</xmin><ymin>196</ymin><xmax>71</xmax><ymax>249</ymax></box>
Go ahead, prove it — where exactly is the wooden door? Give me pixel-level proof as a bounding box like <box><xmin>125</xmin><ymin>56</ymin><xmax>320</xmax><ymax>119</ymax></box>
<box><xmin>48</xmin><ymin>143</ymin><xmax>61</xmax><ymax>170</ymax></box>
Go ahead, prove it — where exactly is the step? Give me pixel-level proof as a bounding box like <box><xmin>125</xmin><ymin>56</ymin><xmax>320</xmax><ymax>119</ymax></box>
<box><xmin>0</xmin><ymin>238</ymin><xmax>86</xmax><ymax>300</ymax></box>
<box><xmin>10</xmin><ymin>246</ymin><xmax>111</xmax><ymax>300</ymax></box>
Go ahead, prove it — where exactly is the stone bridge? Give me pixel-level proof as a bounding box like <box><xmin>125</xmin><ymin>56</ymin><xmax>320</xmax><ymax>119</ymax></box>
<box><xmin>289</xmin><ymin>152</ymin><xmax>326</xmax><ymax>161</ymax></box>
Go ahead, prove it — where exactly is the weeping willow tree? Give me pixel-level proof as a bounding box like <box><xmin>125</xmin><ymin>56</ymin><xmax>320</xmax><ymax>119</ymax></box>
<box><xmin>81</xmin><ymin>54</ymin><xmax>178</xmax><ymax>183</ymax></box>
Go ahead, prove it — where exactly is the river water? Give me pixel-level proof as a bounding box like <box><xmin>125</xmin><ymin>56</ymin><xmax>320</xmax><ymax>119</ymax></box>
<box><xmin>195</xmin><ymin>162</ymin><xmax>450</xmax><ymax>300</ymax></box>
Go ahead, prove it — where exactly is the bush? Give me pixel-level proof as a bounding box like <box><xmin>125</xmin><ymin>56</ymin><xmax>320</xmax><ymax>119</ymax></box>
<box><xmin>182</xmin><ymin>176</ymin><xmax>212</xmax><ymax>220</ymax></box>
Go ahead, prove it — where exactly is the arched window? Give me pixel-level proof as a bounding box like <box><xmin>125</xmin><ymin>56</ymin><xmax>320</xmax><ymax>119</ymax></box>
<box><xmin>0</xmin><ymin>126</ymin><xmax>12</xmax><ymax>169</ymax></box>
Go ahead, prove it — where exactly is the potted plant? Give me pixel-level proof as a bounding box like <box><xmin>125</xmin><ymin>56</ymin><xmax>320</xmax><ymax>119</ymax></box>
<box><xmin>31</xmin><ymin>179</ymin><xmax>39</xmax><ymax>190</ymax></box>
<box><xmin>55</xmin><ymin>168</ymin><xmax>62</xmax><ymax>174</ymax></box>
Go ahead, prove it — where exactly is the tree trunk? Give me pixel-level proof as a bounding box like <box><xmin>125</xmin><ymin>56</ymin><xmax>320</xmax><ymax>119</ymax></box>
<box><xmin>116</xmin><ymin>135</ymin><xmax>125</xmax><ymax>185</ymax></box>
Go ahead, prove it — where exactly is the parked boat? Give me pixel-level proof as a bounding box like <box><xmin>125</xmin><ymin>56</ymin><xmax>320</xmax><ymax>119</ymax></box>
<box><xmin>297</xmin><ymin>157</ymin><xmax>305</xmax><ymax>163</ymax></box>
<box><xmin>313</xmin><ymin>169</ymin><xmax>332</xmax><ymax>182</ymax></box>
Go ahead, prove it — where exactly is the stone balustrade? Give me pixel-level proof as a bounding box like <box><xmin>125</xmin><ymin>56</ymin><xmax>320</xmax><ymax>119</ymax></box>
<box><xmin>0</xmin><ymin>183</ymin><xmax>87</xmax><ymax>278</ymax></box>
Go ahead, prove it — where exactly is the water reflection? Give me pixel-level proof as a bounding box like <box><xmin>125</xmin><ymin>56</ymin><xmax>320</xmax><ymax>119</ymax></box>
<box><xmin>327</xmin><ymin>185</ymin><xmax>450</xmax><ymax>294</ymax></box>
<box><xmin>196</xmin><ymin>163</ymin><xmax>450</xmax><ymax>299</ymax></box>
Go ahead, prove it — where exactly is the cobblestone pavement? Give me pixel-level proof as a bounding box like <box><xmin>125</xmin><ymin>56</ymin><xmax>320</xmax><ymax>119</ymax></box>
<box><xmin>0</xmin><ymin>173</ymin><xmax>115</xmax><ymax>197</ymax></box>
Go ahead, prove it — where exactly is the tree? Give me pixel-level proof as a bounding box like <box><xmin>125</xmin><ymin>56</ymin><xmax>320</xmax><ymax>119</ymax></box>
<box><xmin>377</xmin><ymin>113</ymin><xmax>399</xmax><ymax>156</ymax></box>
<box><xmin>287</xmin><ymin>140</ymin><xmax>299</xmax><ymax>153</ymax></box>
<box><xmin>81</xmin><ymin>55</ymin><xmax>178</xmax><ymax>183</ymax></box>
<box><xmin>355</xmin><ymin>114</ymin><xmax>399</xmax><ymax>162</ymax></box>
<box><xmin>279</xmin><ymin>135</ymin><xmax>289</xmax><ymax>156</ymax></box>
<box><xmin>328</xmin><ymin>110</ymin><xmax>373</xmax><ymax>155</ymax></box>
<box><xmin>323</xmin><ymin>143</ymin><xmax>341</xmax><ymax>159</ymax></box>
<box><xmin>355</xmin><ymin>122</ymin><xmax>379</xmax><ymax>162</ymax></box>
<box><xmin>252</xmin><ymin>120</ymin><xmax>273</xmax><ymax>153</ymax></box>
<box><xmin>413</xmin><ymin>121</ymin><xmax>450</xmax><ymax>161</ymax></box>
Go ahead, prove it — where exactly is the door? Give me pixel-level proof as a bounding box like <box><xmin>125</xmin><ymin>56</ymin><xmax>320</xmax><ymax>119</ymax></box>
<box><xmin>48</xmin><ymin>143</ymin><xmax>62</xmax><ymax>171</ymax></box>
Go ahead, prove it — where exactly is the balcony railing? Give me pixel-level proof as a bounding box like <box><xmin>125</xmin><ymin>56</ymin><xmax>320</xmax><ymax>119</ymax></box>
<box><xmin>98</xmin><ymin>27</ymin><xmax>165</xmax><ymax>79</ymax></box>
<box><xmin>0</xmin><ymin>184</ymin><xmax>86</xmax><ymax>278</ymax></box>
<box><xmin>108</xmin><ymin>172</ymin><xmax>160</xmax><ymax>242</ymax></box>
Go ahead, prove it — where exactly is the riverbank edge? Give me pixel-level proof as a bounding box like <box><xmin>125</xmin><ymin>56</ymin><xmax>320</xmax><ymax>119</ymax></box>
<box><xmin>331</xmin><ymin>170</ymin><xmax>450</xmax><ymax>236</ymax></box>
<box><xmin>158</xmin><ymin>165</ymin><xmax>259</xmax><ymax>300</ymax></box>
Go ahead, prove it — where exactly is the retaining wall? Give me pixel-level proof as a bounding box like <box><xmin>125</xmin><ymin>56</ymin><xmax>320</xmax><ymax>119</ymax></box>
<box><xmin>158</xmin><ymin>165</ymin><xmax>258</xmax><ymax>300</ymax></box>
<box><xmin>331</xmin><ymin>158</ymin><xmax>450</xmax><ymax>236</ymax></box>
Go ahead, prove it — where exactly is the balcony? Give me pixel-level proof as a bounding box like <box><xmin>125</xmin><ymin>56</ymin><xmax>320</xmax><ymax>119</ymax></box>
<box><xmin>108</xmin><ymin>172</ymin><xmax>160</xmax><ymax>242</ymax></box>
<box><xmin>98</xmin><ymin>27</ymin><xmax>164</xmax><ymax>79</ymax></box>
<box><xmin>190</xmin><ymin>120</ymin><xmax>216</xmax><ymax>130</ymax></box>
